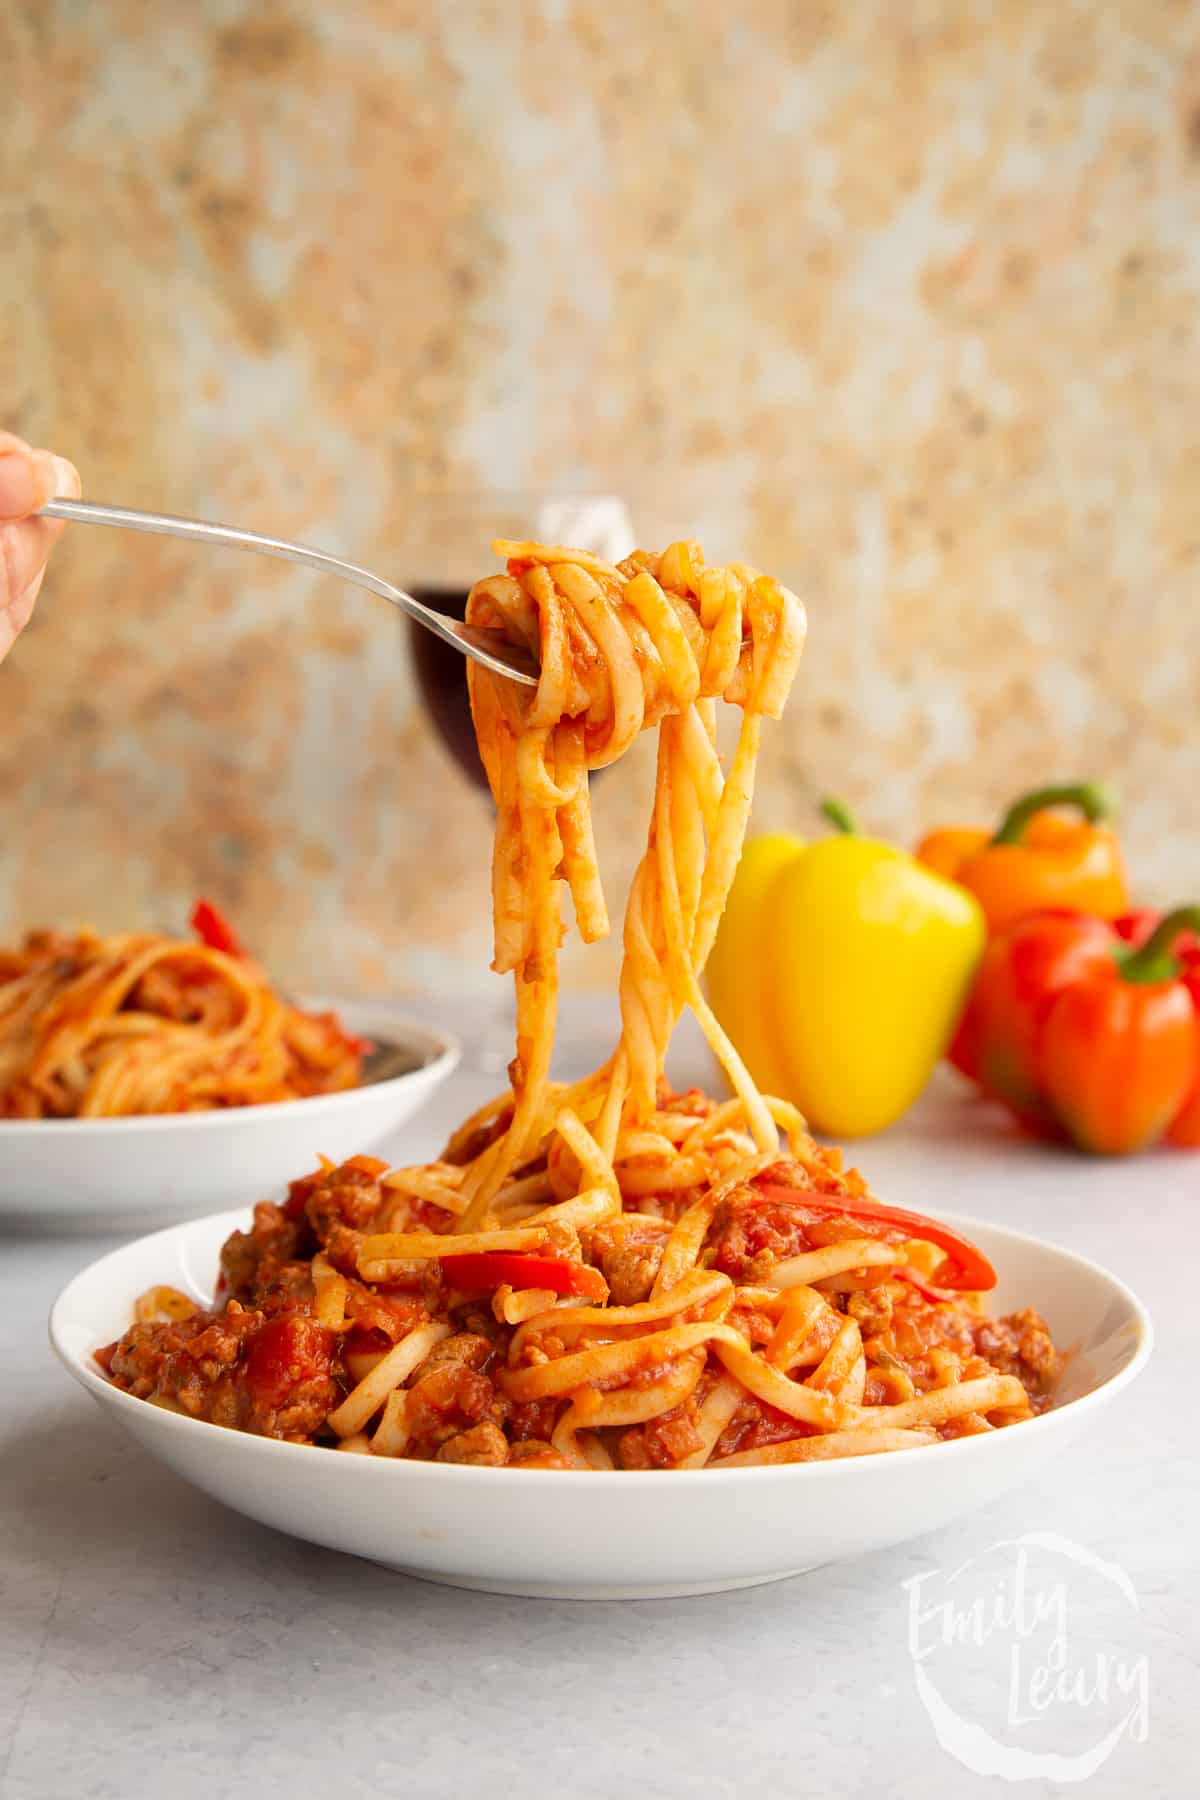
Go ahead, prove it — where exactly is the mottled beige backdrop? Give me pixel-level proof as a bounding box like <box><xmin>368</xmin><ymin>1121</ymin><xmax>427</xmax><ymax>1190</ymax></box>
<box><xmin>2</xmin><ymin>0</ymin><xmax>1197</xmax><ymax>995</ymax></box>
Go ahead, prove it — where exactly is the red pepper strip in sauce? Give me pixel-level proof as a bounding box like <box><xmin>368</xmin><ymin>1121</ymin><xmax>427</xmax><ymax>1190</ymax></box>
<box><xmin>753</xmin><ymin>1182</ymin><xmax>997</xmax><ymax>1292</ymax></box>
<box><xmin>190</xmin><ymin>898</ymin><xmax>247</xmax><ymax>958</ymax></box>
<box><xmin>439</xmin><ymin>1250</ymin><xmax>609</xmax><ymax>1302</ymax></box>
<box><xmin>894</xmin><ymin>1268</ymin><xmax>958</xmax><ymax>1305</ymax></box>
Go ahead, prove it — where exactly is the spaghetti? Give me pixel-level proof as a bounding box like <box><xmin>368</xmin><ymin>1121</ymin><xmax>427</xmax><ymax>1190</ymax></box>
<box><xmin>99</xmin><ymin>541</ymin><xmax>1059</xmax><ymax>1467</ymax></box>
<box><xmin>1</xmin><ymin>901</ymin><xmax>363</xmax><ymax>1117</ymax></box>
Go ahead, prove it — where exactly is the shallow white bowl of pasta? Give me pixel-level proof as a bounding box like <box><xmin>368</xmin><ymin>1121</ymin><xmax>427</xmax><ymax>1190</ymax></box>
<box><xmin>50</xmin><ymin>1210</ymin><xmax>1151</xmax><ymax>1598</ymax></box>
<box><xmin>0</xmin><ymin>1003</ymin><xmax>458</xmax><ymax>1231</ymax></box>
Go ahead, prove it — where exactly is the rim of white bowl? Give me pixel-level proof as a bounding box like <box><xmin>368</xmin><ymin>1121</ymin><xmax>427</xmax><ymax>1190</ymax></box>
<box><xmin>49</xmin><ymin>1208</ymin><xmax>1154</xmax><ymax>1487</ymax></box>
<box><xmin>0</xmin><ymin>1016</ymin><xmax>459</xmax><ymax>1137</ymax></box>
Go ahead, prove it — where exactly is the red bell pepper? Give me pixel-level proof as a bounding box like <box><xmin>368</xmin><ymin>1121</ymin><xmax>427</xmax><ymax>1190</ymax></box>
<box><xmin>1112</xmin><ymin>909</ymin><xmax>1199</xmax><ymax>958</ymax></box>
<box><xmin>1110</xmin><ymin>911</ymin><xmax>1200</xmax><ymax>1149</ymax></box>
<box><xmin>958</xmin><ymin>906</ymin><xmax>1200</xmax><ymax>1154</ymax></box>
<box><xmin>1166</xmin><ymin>948</ymin><xmax>1200</xmax><ymax>1148</ymax></box>
<box><xmin>191</xmin><ymin>897</ymin><xmax>247</xmax><ymax>958</ymax></box>
<box><xmin>439</xmin><ymin>1251</ymin><xmax>609</xmax><ymax>1302</ymax></box>
<box><xmin>753</xmin><ymin>1182</ymin><xmax>997</xmax><ymax>1291</ymax></box>
<box><xmin>1036</xmin><ymin>909</ymin><xmax>1200</xmax><ymax>1154</ymax></box>
<box><xmin>953</xmin><ymin>911</ymin><xmax>1114</xmax><ymax>1127</ymax></box>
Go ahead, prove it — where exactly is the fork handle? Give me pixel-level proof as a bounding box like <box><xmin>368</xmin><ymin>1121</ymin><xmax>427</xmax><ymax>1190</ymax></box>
<box><xmin>41</xmin><ymin>496</ymin><xmax>413</xmax><ymax>610</ymax></box>
<box><xmin>39</xmin><ymin>497</ymin><xmax>539</xmax><ymax>686</ymax></box>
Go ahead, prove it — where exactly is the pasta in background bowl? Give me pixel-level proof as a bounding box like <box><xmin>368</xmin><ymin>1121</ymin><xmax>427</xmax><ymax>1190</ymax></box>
<box><xmin>0</xmin><ymin>900</ymin><xmax>363</xmax><ymax>1118</ymax></box>
<box><xmin>0</xmin><ymin>1001</ymin><xmax>458</xmax><ymax>1230</ymax></box>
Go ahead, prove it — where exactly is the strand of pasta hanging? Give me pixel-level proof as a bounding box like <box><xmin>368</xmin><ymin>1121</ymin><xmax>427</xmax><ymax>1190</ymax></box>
<box><xmin>454</xmin><ymin>540</ymin><xmax>807</xmax><ymax>1231</ymax></box>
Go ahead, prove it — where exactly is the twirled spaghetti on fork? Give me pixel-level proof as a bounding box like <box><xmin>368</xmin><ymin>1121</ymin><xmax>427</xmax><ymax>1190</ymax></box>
<box><xmin>99</xmin><ymin>540</ymin><xmax>1058</xmax><ymax>1468</ymax></box>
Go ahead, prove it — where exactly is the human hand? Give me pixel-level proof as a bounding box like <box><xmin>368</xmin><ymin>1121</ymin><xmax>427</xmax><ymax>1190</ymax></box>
<box><xmin>1</xmin><ymin>432</ymin><xmax>80</xmax><ymax>665</ymax></box>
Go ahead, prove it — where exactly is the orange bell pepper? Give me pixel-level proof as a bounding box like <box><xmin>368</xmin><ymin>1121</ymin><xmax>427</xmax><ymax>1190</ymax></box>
<box><xmin>1113</xmin><ymin>912</ymin><xmax>1200</xmax><ymax>1149</ymax></box>
<box><xmin>1037</xmin><ymin>909</ymin><xmax>1200</xmax><ymax>1154</ymax></box>
<box><xmin>960</xmin><ymin>906</ymin><xmax>1200</xmax><ymax>1153</ymax></box>
<box><xmin>917</xmin><ymin>826</ymin><xmax>990</xmax><ymax>882</ymax></box>
<box><xmin>916</xmin><ymin>783</ymin><xmax>1127</xmax><ymax>934</ymax></box>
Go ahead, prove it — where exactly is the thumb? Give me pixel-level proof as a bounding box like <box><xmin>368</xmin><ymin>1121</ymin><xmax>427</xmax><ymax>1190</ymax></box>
<box><xmin>0</xmin><ymin>446</ymin><xmax>79</xmax><ymax>520</ymax></box>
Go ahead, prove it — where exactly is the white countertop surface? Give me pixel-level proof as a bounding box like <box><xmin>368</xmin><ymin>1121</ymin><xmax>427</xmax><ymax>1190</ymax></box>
<box><xmin>1</xmin><ymin>999</ymin><xmax>1195</xmax><ymax>1799</ymax></box>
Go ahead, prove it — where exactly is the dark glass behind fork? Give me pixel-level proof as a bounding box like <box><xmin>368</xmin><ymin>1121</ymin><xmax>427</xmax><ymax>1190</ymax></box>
<box><xmin>407</xmin><ymin>588</ymin><xmax>488</xmax><ymax>788</ymax></box>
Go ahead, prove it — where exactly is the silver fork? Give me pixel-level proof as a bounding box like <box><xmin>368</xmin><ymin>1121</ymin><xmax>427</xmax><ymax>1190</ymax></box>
<box><xmin>40</xmin><ymin>497</ymin><xmax>539</xmax><ymax>687</ymax></box>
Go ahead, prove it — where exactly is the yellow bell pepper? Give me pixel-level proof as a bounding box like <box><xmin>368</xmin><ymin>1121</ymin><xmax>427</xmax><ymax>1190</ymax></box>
<box><xmin>707</xmin><ymin>802</ymin><xmax>986</xmax><ymax>1137</ymax></box>
<box><xmin>705</xmin><ymin>833</ymin><xmax>800</xmax><ymax>1097</ymax></box>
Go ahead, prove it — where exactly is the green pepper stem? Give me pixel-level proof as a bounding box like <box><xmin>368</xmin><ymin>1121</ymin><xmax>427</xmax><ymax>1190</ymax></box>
<box><xmin>820</xmin><ymin>798</ymin><xmax>859</xmax><ymax>836</ymax></box>
<box><xmin>991</xmin><ymin>781</ymin><xmax>1116</xmax><ymax>846</ymax></box>
<box><xmin>1120</xmin><ymin>906</ymin><xmax>1200</xmax><ymax>984</ymax></box>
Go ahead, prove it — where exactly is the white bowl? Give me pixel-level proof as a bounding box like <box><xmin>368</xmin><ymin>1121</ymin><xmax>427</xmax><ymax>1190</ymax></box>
<box><xmin>50</xmin><ymin>1210</ymin><xmax>1151</xmax><ymax>1599</ymax></box>
<box><xmin>0</xmin><ymin>1002</ymin><xmax>458</xmax><ymax>1231</ymax></box>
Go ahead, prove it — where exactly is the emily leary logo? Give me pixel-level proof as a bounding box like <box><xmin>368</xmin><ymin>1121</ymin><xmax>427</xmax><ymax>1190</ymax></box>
<box><xmin>902</xmin><ymin>1532</ymin><xmax>1150</xmax><ymax>1783</ymax></box>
